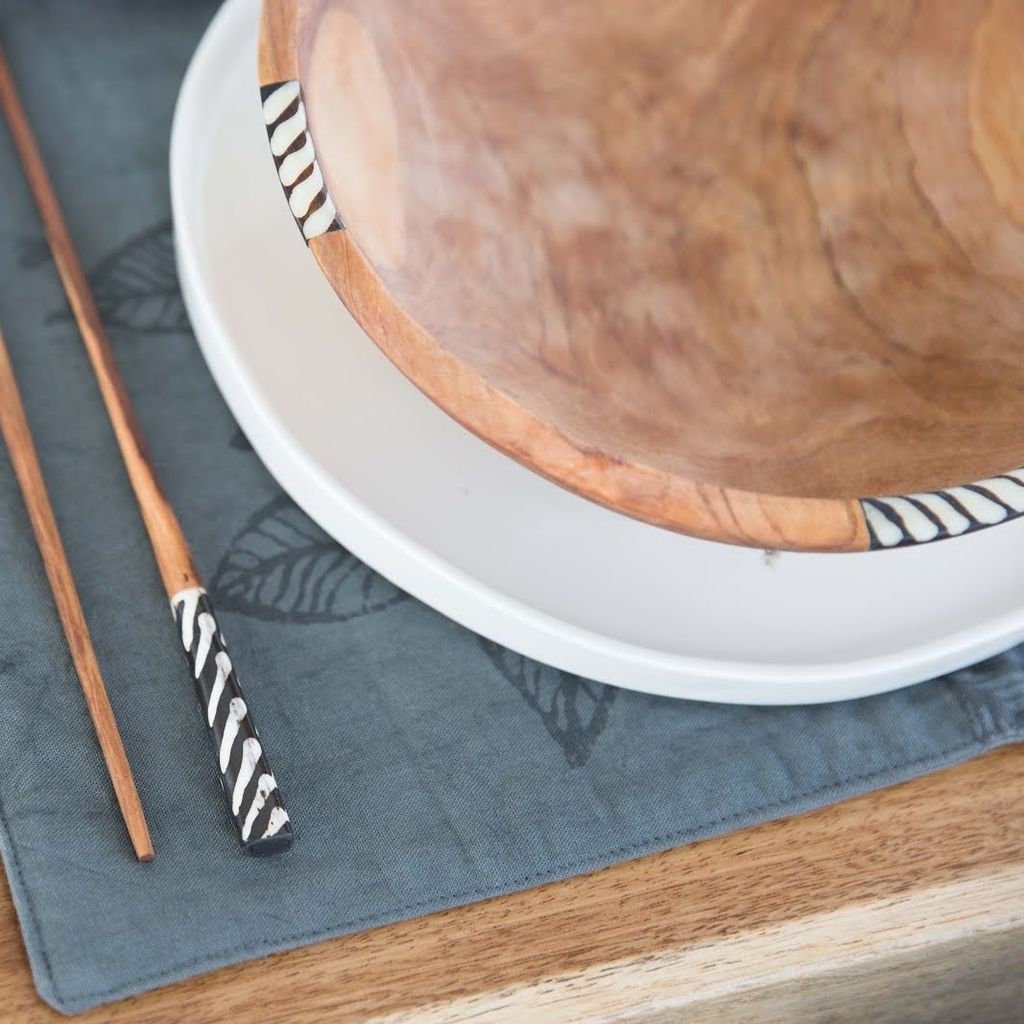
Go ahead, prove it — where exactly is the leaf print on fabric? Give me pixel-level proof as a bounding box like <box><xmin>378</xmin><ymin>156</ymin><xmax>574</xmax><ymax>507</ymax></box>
<box><xmin>212</xmin><ymin>495</ymin><xmax>408</xmax><ymax>623</ymax></box>
<box><xmin>481</xmin><ymin>640</ymin><xmax>617</xmax><ymax>767</ymax></box>
<box><xmin>52</xmin><ymin>220</ymin><xmax>190</xmax><ymax>332</ymax></box>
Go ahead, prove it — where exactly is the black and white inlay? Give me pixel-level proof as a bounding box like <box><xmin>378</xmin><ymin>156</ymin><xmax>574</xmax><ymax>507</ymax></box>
<box><xmin>260</xmin><ymin>79</ymin><xmax>343</xmax><ymax>242</ymax></box>
<box><xmin>172</xmin><ymin>587</ymin><xmax>292</xmax><ymax>853</ymax></box>
<box><xmin>862</xmin><ymin>468</ymin><xmax>1024</xmax><ymax>548</ymax></box>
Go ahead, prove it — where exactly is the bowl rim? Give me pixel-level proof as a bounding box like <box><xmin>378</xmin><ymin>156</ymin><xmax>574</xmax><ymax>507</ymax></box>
<box><xmin>255</xmin><ymin>0</ymin><xmax>1024</xmax><ymax>553</ymax></box>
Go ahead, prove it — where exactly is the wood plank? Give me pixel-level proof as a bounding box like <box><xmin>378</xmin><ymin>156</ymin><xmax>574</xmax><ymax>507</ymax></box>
<box><xmin>1</xmin><ymin>743</ymin><xmax>1021</xmax><ymax>1021</ymax></box>
<box><xmin>651</xmin><ymin>928</ymin><xmax>1024</xmax><ymax>1024</ymax></box>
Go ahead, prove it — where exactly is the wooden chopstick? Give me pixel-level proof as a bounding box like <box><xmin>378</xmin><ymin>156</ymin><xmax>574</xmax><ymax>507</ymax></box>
<box><xmin>0</xmin><ymin>45</ymin><xmax>293</xmax><ymax>854</ymax></box>
<box><xmin>0</xmin><ymin>326</ymin><xmax>154</xmax><ymax>862</ymax></box>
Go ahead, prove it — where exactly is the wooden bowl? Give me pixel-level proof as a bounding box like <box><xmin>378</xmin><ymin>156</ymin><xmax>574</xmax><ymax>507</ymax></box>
<box><xmin>258</xmin><ymin>0</ymin><xmax>1024</xmax><ymax>552</ymax></box>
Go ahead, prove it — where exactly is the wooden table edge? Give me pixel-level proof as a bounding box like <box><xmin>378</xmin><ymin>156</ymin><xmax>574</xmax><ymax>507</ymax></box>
<box><xmin>2</xmin><ymin>743</ymin><xmax>1022</xmax><ymax>1022</ymax></box>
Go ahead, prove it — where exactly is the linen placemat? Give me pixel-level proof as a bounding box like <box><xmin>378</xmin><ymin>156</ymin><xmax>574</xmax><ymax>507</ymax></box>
<box><xmin>0</xmin><ymin>1</ymin><xmax>1022</xmax><ymax>1013</ymax></box>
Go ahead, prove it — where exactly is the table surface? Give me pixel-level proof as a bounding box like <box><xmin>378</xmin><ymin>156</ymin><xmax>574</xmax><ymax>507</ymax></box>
<box><xmin>2</xmin><ymin>744</ymin><xmax>1022</xmax><ymax>1023</ymax></box>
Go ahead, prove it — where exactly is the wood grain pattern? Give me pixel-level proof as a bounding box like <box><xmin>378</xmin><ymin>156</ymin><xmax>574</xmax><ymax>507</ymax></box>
<box><xmin>1</xmin><ymin>744</ymin><xmax>1020</xmax><ymax>1021</ymax></box>
<box><xmin>0</xmin><ymin>45</ymin><xmax>200</xmax><ymax>600</ymax></box>
<box><xmin>0</xmin><ymin>327</ymin><xmax>153</xmax><ymax>862</ymax></box>
<box><xmin>656</xmin><ymin>929</ymin><xmax>1024</xmax><ymax>1024</ymax></box>
<box><xmin>260</xmin><ymin>0</ymin><xmax>1024</xmax><ymax>551</ymax></box>
<box><xmin>0</xmin><ymin>43</ymin><xmax>294</xmax><ymax>854</ymax></box>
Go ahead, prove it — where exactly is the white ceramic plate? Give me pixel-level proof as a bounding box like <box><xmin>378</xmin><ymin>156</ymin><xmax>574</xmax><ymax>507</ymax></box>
<box><xmin>171</xmin><ymin>0</ymin><xmax>1024</xmax><ymax>704</ymax></box>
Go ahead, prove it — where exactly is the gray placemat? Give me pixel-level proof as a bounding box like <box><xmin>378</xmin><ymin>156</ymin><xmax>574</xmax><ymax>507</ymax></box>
<box><xmin>0</xmin><ymin>1</ymin><xmax>1022</xmax><ymax>1014</ymax></box>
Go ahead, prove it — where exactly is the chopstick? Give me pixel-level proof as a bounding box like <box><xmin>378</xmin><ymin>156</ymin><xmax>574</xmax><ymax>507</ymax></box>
<box><xmin>0</xmin><ymin>326</ymin><xmax>154</xmax><ymax>862</ymax></box>
<box><xmin>0</xmin><ymin>45</ymin><xmax>293</xmax><ymax>855</ymax></box>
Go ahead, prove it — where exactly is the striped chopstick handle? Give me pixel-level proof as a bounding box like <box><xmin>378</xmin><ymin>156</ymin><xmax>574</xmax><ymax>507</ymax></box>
<box><xmin>171</xmin><ymin>588</ymin><xmax>293</xmax><ymax>855</ymax></box>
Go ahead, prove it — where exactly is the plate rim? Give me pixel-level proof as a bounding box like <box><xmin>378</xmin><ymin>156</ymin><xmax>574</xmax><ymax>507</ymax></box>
<box><xmin>254</xmin><ymin>0</ymin><xmax>1024</xmax><ymax>555</ymax></box>
<box><xmin>170</xmin><ymin>0</ymin><xmax>1024</xmax><ymax>704</ymax></box>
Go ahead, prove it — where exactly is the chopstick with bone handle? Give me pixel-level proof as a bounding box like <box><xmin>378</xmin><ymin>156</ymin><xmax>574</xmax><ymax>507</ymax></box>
<box><xmin>0</xmin><ymin>326</ymin><xmax>154</xmax><ymax>862</ymax></box>
<box><xmin>0</xmin><ymin>45</ymin><xmax>293</xmax><ymax>855</ymax></box>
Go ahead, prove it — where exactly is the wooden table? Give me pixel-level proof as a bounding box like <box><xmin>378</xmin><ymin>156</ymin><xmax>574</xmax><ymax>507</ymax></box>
<box><xmin>2</xmin><ymin>744</ymin><xmax>1022</xmax><ymax>1022</ymax></box>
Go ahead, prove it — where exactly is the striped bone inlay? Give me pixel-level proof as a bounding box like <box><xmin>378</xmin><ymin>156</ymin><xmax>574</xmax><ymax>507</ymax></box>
<box><xmin>172</xmin><ymin>587</ymin><xmax>293</xmax><ymax>852</ymax></box>
<box><xmin>862</xmin><ymin>469</ymin><xmax>1024</xmax><ymax>548</ymax></box>
<box><xmin>260</xmin><ymin>79</ymin><xmax>343</xmax><ymax>242</ymax></box>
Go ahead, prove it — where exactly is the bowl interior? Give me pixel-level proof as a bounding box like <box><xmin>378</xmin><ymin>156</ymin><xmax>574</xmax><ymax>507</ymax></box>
<box><xmin>297</xmin><ymin>0</ymin><xmax>1024</xmax><ymax>503</ymax></box>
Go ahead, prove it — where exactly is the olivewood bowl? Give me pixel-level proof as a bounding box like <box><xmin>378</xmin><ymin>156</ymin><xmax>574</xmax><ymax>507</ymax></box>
<box><xmin>257</xmin><ymin>0</ymin><xmax>1024</xmax><ymax>553</ymax></box>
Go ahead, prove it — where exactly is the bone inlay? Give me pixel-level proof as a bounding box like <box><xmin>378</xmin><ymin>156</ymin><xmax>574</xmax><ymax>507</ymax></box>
<box><xmin>242</xmin><ymin>774</ymin><xmax>278</xmax><ymax>842</ymax></box>
<box><xmin>194</xmin><ymin>612</ymin><xmax>217</xmax><ymax>678</ymax></box>
<box><xmin>260</xmin><ymin>79</ymin><xmax>342</xmax><ymax>242</ymax></box>
<box><xmin>220</xmin><ymin>697</ymin><xmax>247</xmax><ymax>773</ymax></box>
<box><xmin>171</xmin><ymin>587</ymin><xmax>292</xmax><ymax>851</ymax></box>
<box><xmin>208</xmin><ymin>651</ymin><xmax>232</xmax><ymax>727</ymax></box>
